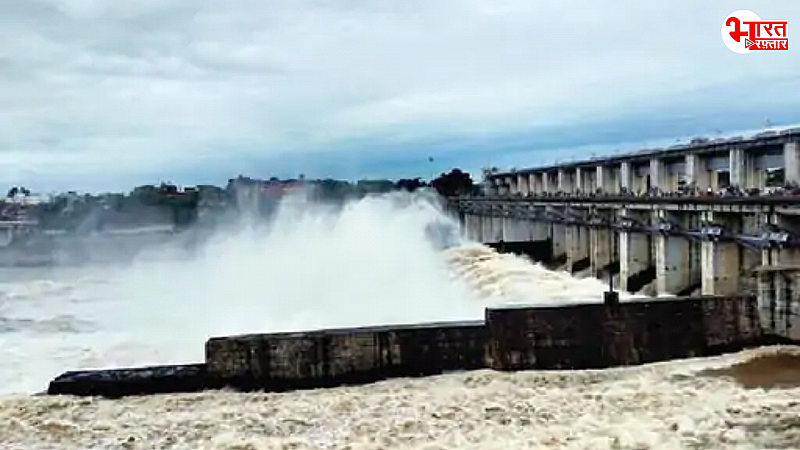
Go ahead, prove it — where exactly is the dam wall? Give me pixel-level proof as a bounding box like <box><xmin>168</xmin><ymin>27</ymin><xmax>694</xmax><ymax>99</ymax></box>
<box><xmin>205</xmin><ymin>321</ymin><xmax>486</xmax><ymax>391</ymax></box>
<box><xmin>486</xmin><ymin>295</ymin><xmax>761</xmax><ymax>370</ymax></box>
<box><xmin>455</xmin><ymin>128</ymin><xmax>800</xmax><ymax>342</ymax></box>
<box><xmin>48</xmin><ymin>294</ymin><xmax>767</xmax><ymax>398</ymax></box>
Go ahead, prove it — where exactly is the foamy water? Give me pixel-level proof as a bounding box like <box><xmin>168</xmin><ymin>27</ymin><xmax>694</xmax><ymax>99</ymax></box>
<box><xmin>1</xmin><ymin>191</ymin><xmax>798</xmax><ymax>449</ymax></box>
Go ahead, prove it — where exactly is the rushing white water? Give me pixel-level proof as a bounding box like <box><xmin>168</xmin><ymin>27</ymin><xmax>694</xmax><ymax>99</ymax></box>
<box><xmin>1</xmin><ymin>190</ymin><xmax>798</xmax><ymax>449</ymax></box>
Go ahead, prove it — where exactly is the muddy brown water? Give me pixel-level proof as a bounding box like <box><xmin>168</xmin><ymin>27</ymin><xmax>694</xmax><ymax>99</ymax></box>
<box><xmin>700</xmin><ymin>350</ymin><xmax>800</xmax><ymax>389</ymax></box>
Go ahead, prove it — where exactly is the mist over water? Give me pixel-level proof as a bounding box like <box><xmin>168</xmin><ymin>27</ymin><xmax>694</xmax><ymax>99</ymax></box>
<box><xmin>1</xmin><ymin>190</ymin><xmax>799</xmax><ymax>449</ymax></box>
<box><xmin>0</xmin><ymin>191</ymin><xmax>478</xmax><ymax>393</ymax></box>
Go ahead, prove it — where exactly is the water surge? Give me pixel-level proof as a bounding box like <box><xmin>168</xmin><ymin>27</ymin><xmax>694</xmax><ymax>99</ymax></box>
<box><xmin>0</xmin><ymin>190</ymin><xmax>797</xmax><ymax>449</ymax></box>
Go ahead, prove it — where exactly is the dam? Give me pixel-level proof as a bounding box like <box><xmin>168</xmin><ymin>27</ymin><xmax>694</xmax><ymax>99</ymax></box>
<box><xmin>452</xmin><ymin>127</ymin><xmax>800</xmax><ymax>342</ymax></box>
<box><xmin>40</xmin><ymin>129</ymin><xmax>800</xmax><ymax>398</ymax></box>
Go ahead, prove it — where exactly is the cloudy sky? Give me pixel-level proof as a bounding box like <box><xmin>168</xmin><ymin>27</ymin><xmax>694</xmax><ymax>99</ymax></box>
<box><xmin>2</xmin><ymin>0</ymin><xmax>799</xmax><ymax>192</ymax></box>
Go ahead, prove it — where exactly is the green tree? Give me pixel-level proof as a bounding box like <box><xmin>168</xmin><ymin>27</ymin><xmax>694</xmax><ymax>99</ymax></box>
<box><xmin>430</xmin><ymin>169</ymin><xmax>475</xmax><ymax>197</ymax></box>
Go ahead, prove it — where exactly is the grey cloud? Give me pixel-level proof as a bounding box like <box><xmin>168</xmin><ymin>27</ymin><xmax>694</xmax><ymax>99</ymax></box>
<box><xmin>1</xmin><ymin>0</ymin><xmax>798</xmax><ymax>190</ymax></box>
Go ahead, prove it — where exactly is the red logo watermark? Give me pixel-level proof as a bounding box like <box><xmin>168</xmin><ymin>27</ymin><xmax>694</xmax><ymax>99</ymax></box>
<box><xmin>722</xmin><ymin>10</ymin><xmax>788</xmax><ymax>54</ymax></box>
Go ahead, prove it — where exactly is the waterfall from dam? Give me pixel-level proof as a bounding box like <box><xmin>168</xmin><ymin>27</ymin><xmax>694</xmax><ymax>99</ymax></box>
<box><xmin>1</xmin><ymin>190</ymin><xmax>798</xmax><ymax>449</ymax></box>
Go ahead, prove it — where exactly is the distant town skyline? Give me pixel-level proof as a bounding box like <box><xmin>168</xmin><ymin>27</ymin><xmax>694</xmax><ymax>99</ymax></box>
<box><xmin>1</xmin><ymin>1</ymin><xmax>799</xmax><ymax>193</ymax></box>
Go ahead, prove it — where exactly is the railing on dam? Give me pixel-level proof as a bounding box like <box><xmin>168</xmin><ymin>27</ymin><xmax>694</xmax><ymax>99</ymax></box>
<box><xmin>452</xmin><ymin>194</ymin><xmax>800</xmax><ymax>206</ymax></box>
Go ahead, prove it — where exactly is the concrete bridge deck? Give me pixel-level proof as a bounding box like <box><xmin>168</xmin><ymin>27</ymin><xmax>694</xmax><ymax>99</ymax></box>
<box><xmin>484</xmin><ymin>126</ymin><xmax>800</xmax><ymax>197</ymax></box>
<box><xmin>457</xmin><ymin>194</ymin><xmax>800</xmax><ymax>208</ymax></box>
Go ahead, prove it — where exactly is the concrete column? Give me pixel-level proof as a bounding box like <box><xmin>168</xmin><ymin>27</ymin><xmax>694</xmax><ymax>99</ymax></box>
<box><xmin>595</xmin><ymin>166</ymin><xmax>604</xmax><ymax>194</ymax></box>
<box><xmin>590</xmin><ymin>226</ymin><xmax>612</xmax><ymax>276</ymax></box>
<box><xmin>521</xmin><ymin>218</ymin><xmax>535</xmax><ymax>241</ymax></box>
<box><xmin>618</xmin><ymin>210</ymin><xmax>650</xmax><ymax>293</ymax></box>
<box><xmin>596</xmin><ymin>165</ymin><xmax>613</xmax><ymax>194</ymax></box>
<box><xmin>472</xmin><ymin>214</ymin><xmax>483</xmax><ymax>241</ymax></box>
<box><xmin>574</xmin><ymin>168</ymin><xmax>584</xmax><ymax>194</ymax></box>
<box><xmin>542</xmin><ymin>173</ymin><xmax>552</xmax><ymax>193</ymax></box>
<box><xmin>528</xmin><ymin>174</ymin><xmax>538</xmax><ymax>195</ymax></box>
<box><xmin>685</xmin><ymin>154</ymin><xmax>697</xmax><ymax>186</ymax></box>
<box><xmin>549</xmin><ymin>209</ymin><xmax>567</xmax><ymax>259</ymax></box>
<box><xmin>777</xmin><ymin>215</ymin><xmax>800</xmax><ymax>341</ymax></box>
<box><xmin>502</xmin><ymin>217</ymin><xmax>531</xmax><ymax>242</ymax></box>
<box><xmin>485</xmin><ymin>215</ymin><xmax>494</xmax><ymax>242</ymax></box>
<box><xmin>531</xmin><ymin>220</ymin><xmax>549</xmax><ymax>241</ymax></box>
<box><xmin>620</xmin><ymin>162</ymin><xmax>632</xmax><ymax>191</ymax></box>
<box><xmin>686</xmin><ymin>153</ymin><xmax>710</xmax><ymax>191</ymax></box>
<box><xmin>495</xmin><ymin>216</ymin><xmax>505</xmax><ymax>242</ymax></box>
<box><xmin>472</xmin><ymin>215</ymin><xmax>481</xmax><ymax>241</ymax></box>
<box><xmin>729</xmin><ymin>148</ymin><xmax>754</xmax><ymax>189</ymax></box>
<box><xmin>587</xmin><ymin>169</ymin><xmax>597</xmax><ymax>193</ymax></box>
<box><xmin>784</xmin><ymin>142</ymin><xmax>800</xmax><ymax>185</ymax></box>
<box><xmin>557</xmin><ymin>170</ymin><xmax>573</xmax><ymax>193</ymax></box>
<box><xmin>654</xmin><ymin>210</ymin><xmax>690</xmax><ymax>295</ymax></box>
<box><xmin>501</xmin><ymin>216</ymin><xmax>511</xmax><ymax>241</ymax></box>
<box><xmin>552</xmin><ymin>225</ymin><xmax>566</xmax><ymax>255</ymax></box>
<box><xmin>758</xmin><ymin>211</ymin><xmax>781</xmax><ymax>335</ymax></box>
<box><xmin>729</xmin><ymin>148</ymin><xmax>743</xmax><ymax>188</ymax></box>
<box><xmin>758</xmin><ymin>213</ymin><xmax>800</xmax><ymax>339</ymax></box>
<box><xmin>566</xmin><ymin>224</ymin><xmax>590</xmax><ymax>273</ymax></box>
<box><xmin>507</xmin><ymin>176</ymin><xmax>518</xmax><ymax>195</ymax></box>
<box><xmin>649</xmin><ymin>158</ymin><xmax>665</xmax><ymax>192</ymax></box>
<box><xmin>700</xmin><ymin>212</ymin><xmax>741</xmax><ymax>296</ymax></box>
<box><xmin>516</xmin><ymin>174</ymin><xmax>529</xmax><ymax>196</ymax></box>
<box><xmin>495</xmin><ymin>179</ymin><xmax>507</xmax><ymax>196</ymax></box>
<box><xmin>758</xmin><ymin>242</ymin><xmax>774</xmax><ymax>332</ymax></box>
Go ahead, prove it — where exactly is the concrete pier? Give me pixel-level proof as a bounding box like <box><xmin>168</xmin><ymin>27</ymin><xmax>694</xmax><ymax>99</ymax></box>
<box><xmin>618</xmin><ymin>209</ymin><xmax>653</xmax><ymax>293</ymax></box>
<box><xmin>566</xmin><ymin>222</ymin><xmax>590</xmax><ymax>273</ymax></box>
<box><xmin>589</xmin><ymin>226</ymin><xmax>614</xmax><ymax>279</ymax></box>
<box><xmin>700</xmin><ymin>211</ymin><xmax>741</xmax><ymax>296</ymax></box>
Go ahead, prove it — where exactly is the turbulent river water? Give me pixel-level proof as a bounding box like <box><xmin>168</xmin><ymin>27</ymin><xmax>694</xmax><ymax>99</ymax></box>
<box><xmin>0</xmin><ymin>191</ymin><xmax>798</xmax><ymax>449</ymax></box>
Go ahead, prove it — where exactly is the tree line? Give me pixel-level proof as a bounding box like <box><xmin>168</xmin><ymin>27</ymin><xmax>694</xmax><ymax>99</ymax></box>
<box><xmin>396</xmin><ymin>168</ymin><xmax>478</xmax><ymax>197</ymax></box>
<box><xmin>7</xmin><ymin>168</ymin><xmax>478</xmax><ymax>231</ymax></box>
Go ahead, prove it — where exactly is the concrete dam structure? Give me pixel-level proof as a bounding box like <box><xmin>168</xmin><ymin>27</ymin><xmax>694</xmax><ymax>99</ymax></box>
<box><xmin>42</xmin><ymin>128</ymin><xmax>800</xmax><ymax>399</ymax></box>
<box><xmin>453</xmin><ymin>127</ymin><xmax>800</xmax><ymax>342</ymax></box>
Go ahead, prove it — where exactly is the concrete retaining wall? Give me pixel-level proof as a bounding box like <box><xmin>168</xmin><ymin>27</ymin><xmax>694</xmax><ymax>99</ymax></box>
<box><xmin>486</xmin><ymin>295</ymin><xmax>761</xmax><ymax>371</ymax></box>
<box><xmin>205</xmin><ymin>320</ymin><xmax>486</xmax><ymax>391</ymax></box>
<box><xmin>47</xmin><ymin>295</ymin><xmax>769</xmax><ymax>398</ymax></box>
